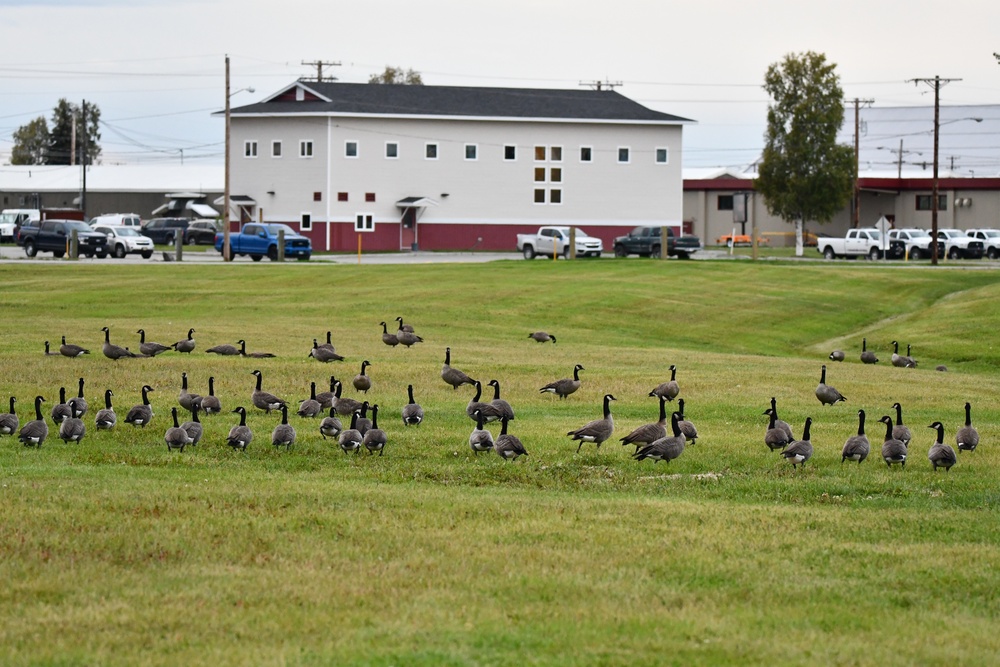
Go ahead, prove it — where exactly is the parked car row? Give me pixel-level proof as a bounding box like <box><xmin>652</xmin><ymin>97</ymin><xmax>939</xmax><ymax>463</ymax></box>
<box><xmin>818</xmin><ymin>226</ymin><xmax>993</xmax><ymax>261</ymax></box>
<box><xmin>515</xmin><ymin>225</ymin><xmax>704</xmax><ymax>260</ymax></box>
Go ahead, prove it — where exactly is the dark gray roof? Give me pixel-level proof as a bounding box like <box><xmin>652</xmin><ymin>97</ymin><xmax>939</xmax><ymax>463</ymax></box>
<box><xmin>230</xmin><ymin>81</ymin><xmax>691</xmax><ymax>124</ymax></box>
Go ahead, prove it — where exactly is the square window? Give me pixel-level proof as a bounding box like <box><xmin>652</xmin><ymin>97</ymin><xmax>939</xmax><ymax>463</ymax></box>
<box><xmin>655</xmin><ymin>147</ymin><xmax>669</xmax><ymax>164</ymax></box>
<box><xmin>916</xmin><ymin>194</ymin><xmax>947</xmax><ymax>211</ymax></box>
<box><xmin>425</xmin><ymin>143</ymin><xmax>438</xmax><ymax>159</ymax></box>
<box><xmin>337</xmin><ymin>192</ymin><xmax>348</xmax><ymax>202</ymax></box>
<box><xmin>534</xmin><ymin>146</ymin><xmax>546</xmax><ymax>161</ymax></box>
<box><xmin>244</xmin><ymin>141</ymin><xmax>257</xmax><ymax>158</ymax></box>
<box><xmin>550</xmin><ymin>189</ymin><xmax>562</xmax><ymax>204</ymax></box>
<box><xmin>534</xmin><ymin>189</ymin><xmax>546</xmax><ymax>204</ymax></box>
<box><xmin>550</xmin><ymin>167</ymin><xmax>562</xmax><ymax>183</ymax></box>
<box><xmin>580</xmin><ymin>146</ymin><xmax>592</xmax><ymax>162</ymax></box>
<box><xmin>534</xmin><ymin>167</ymin><xmax>546</xmax><ymax>182</ymax></box>
<box><xmin>717</xmin><ymin>195</ymin><xmax>734</xmax><ymax>211</ymax></box>
<box><xmin>618</xmin><ymin>147</ymin><xmax>630</xmax><ymax>163</ymax></box>
<box><xmin>550</xmin><ymin>146</ymin><xmax>562</xmax><ymax>162</ymax></box>
<box><xmin>465</xmin><ymin>144</ymin><xmax>478</xmax><ymax>160</ymax></box>
<box><xmin>345</xmin><ymin>141</ymin><xmax>358</xmax><ymax>158</ymax></box>
<box><xmin>271</xmin><ymin>141</ymin><xmax>282</xmax><ymax>158</ymax></box>
<box><xmin>355</xmin><ymin>214</ymin><xmax>374</xmax><ymax>232</ymax></box>
<box><xmin>504</xmin><ymin>145</ymin><xmax>517</xmax><ymax>161</ymax></box>
<box><xmin>301</xmin><ymin>213</ymin><xmax>312</xmax><ymax>231</ymax></box>
<box><xmin>365</xmin><ymin>193</ymin><xmax>376</xmax><ymax>203</ymax></box>
<box><xmin>300</xmin><ymin>140</ymin><xmax>313</xmax><ymax>158</ymax></box>
<box><xmin>313</xmin><ymin>192</ymin><xmax>322</xmax><ymax>202</ymax></box>
<box><xmin>385</xmin><ymin>142</ymin><xmax>399</xmax><ymax>159</ymax></box>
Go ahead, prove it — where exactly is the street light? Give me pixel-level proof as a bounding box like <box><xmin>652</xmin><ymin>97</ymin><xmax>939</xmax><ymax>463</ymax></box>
<box><xmin>223</xmin><ymin>54</ymin><xmax>254</xmax><ymax>262</ymax></box>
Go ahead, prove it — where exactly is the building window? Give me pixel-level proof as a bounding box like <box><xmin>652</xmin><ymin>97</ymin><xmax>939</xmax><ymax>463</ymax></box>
<box><xmin>550</xmin><ymin>146</ymin><xmax>563</xmax><ymax>162</ymax></box>
<box><xmin>580</xmin><ymin>146</ymin><xmax>593</xmax><ymax>162</ymax></box>
<box><xmin>465</xmin><ymin>144</ymin><xmax>478</xmax><ymax>160</ymax></box>
<box><xmin>301</xmin><ymin>213</ymin><xmax>312</xmax><ymax>231</ymax></box>
<box><xmin>550</xmin><ymin>189</ymin><xmax>562</xmax><ymax>204</ymax></box>
<box><xmin>534</xmin><ymin>189</ymin><xmax>546</xmax><ymax>204</ymax></box>
<box><xmin>271</xmin><ymin>141</ymin><xmax>282</xmax><ymax>158</ymax></box>
<box><xmin>717</xmin><ymin>195</ymin><xmax>734</xmax><ymax>211</ymax></box>
<box><xmin>345</xmin><ymin>141</ymin><xmax>358</xmax><ymax>158</ymax></box>
<box><xmin>550</xmin><ymin>168</ymin><xmax>562</xmax><ymax>183</ymax></box>
<box><xmin>534</xmin><ymin>167</ymin><xmax>546</xmax><ymax>182</ymax></box>
<box><xmin>300</xmin><ymin>140</ymin><xmax>313</xmax><ymax>158</ymax></box>
<box><xmin>313</xmin><ymin>192</ymin><xmax>322</xmax><ymax>202</ymax></box>
<box><xmin>365</xmin><ymin>192</ymin><xmax>376</xmax><ymax>203</ymax></box>
<box><xmin>504</xmin><ymin>145</ymin><xmax>517</xmax><ymax>161</ymax></box>
<box><xmin>534</xmin><ymin>146</ymin><xmax>546</xmax><ymax>161</ymax></box>
<box><xmin>655</xmin><ymin>147</ymin><xmax>669</xmax><ymax>164</ymax></box>
<box><xmin>618</xmin><ymin>147</ymin><xmax>630</xmax><ymax>163</ymax></box>
<box><xmin>244</xmin><ymin>141</ymin><xmax>257</xmax><ymax>158</ymax></box>
<box><xmin>916</xmin><ymin>195</ymin><xmax>948</xmax><ymax>211</ymax></box>
<box><xmin>385</xmin><ymin>142</ymin><xmax>399</xmax><ymax>159</ymax></box>
<box><xmin>337</xmin><ymin>192</ymin><xmax>348</xmax><ymax>202</ymax></box>
<box><xmin>355</xmin><ymin>214</ymin><xmax>374</xmax><ymax>232</ymax></box>
<box><xmin>425</xmin><ymin>143</ymin><xmax>438</xmax><ymax>160</ymax></box>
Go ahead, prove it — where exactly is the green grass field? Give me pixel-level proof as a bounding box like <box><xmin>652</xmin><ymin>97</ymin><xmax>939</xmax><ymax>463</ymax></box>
<box><xmin>2</xmin><ymin>259</ymin><xmax>1000</xmax><ymax>666</ymax></box>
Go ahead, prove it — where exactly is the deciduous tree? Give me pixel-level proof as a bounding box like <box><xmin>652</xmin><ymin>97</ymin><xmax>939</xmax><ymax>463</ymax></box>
<box><xmin>46</xmin><ymin>99</ymin><xmax>102</xmax><ymax>165</ymax></box>
<box><xmin>11</xmin><ymin>117</ymin><xmax>49</xmax><ymax>165</ymax></box>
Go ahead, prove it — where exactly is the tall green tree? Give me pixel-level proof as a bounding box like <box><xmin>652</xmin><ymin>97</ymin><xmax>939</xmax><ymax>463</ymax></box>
<box><xmin>757</xmin><ymin>52</ymin><xmax>854</xmax><ymax>256</ymax></box>
<box><xmin>46</xmin><ymin>99</ymin><xmax>102</xmax><ymax>165</ymax></box>
<box><xmin>368</xmin><ymin>66</ymin><xmax>423</xmax><ymax>85</ymax></box>
<box><xmin>10</xmin><ymin>116</ymin><xmax>50</xmax><ymax>165</ymax></box>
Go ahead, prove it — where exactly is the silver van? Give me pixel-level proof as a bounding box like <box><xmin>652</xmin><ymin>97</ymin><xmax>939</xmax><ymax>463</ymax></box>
<box><xmin>89</xmin><ymin>213</ymin><xmax>142</xmax><ymax>228</ymax></box>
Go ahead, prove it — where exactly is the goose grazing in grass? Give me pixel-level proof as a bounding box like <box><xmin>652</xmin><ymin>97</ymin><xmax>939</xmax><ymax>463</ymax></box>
<box><xmin>891</xmin><ymin>402</ymin><xmax>911</xmax><ymax>446</ymax></box>
<box><xmin>58</xmin><ymin>400</ymin><xmax>87</xmax><ymax>444</ymax></box>
<box><xmin>927</xmin><ymin>421</ymin><xmax>957</xmax><ymax>472</ymax></box>
<box><xmin>567</xmin><ymin>394</ymin><xmax>616</xmax><ymax>454</ymax></box>
<box><xmin>51</xmin><ymin>387</ymin><xmax>72</xmax><ymax>425</ymax></box>
<box><xmin>331</xmin><ymin>381</ymin><xmax>363</xmax><ymax>417</ymax></box>
<box><xmin>207</xmin><ymin>340</ymin><xmax>241</xmax><ymax>356</ymax></box>
<box><xmin>633</xmin><ymin>412</ymin><xmax>686</xmax><ymax>464</ymax></box>
<box><xmin>441</xmin><ymin>347</ymin><xmax>476</xmax><ymax>391</ymax></box>
<box><xmin>815</xmin><ymin>365</ymin><xmax>846</xmax><ymax>406</ymax></box>
<box><xmin>59</xmin><ymin>335</ymin><xmax>90</xmax><ymax>358</ymax></box>
<box><xmin>165</xmin><ymin>407</ymin><xmax>193</xmax><ymax>452</ymax></box>
<box><xmin>648</xmin><ymin>365</ymin><xmax>680</xmax><ymax>402</ymax></box>
<box><xmin>469</xmin><ymin>409</ymin><xmax>494</xmax><ymax>455</ymax></box>
<box><xmin>200</xmin><ymin>377</ymin><xmax>222</xmax><ymax>415</ymax></box>
<box><xmin>764</xmin><ymin>406</ymin><xmax>794</xmax><ymax>452</ymax></box>
<box><xmin>620</xmin><ymin>395</ymin><xmax>668</xmax><ymax>451</ymax></box>
<box><xmin>860</xmin><ymin>338</ymin><xmax>879</xmax><ymax>365</ymax></box>
<box><xmin>676</xmin><ymin>398</ymin><xmax>698</xmax><ymax>445</ymax></box>
<box><xmin>764</xmin><ymin>397</ymin><xmax>796</xmax><ymax>442</ymax></box>
<box><xmin>540</xmin><ymin>364</ymin><xmax>584</xmax><ymax>399</ymax></box>
<box><xmin>44</xmin><ymin>341</ymin><xmax>59</xmax><ymax>356</ymax></box>
<box><xmin>18</xmin><ymin>396</ymin><xmax>48</xmax><ymax>447</ymax></box>
<box><xmin>841</xmin><ymin>409</ymin><xmax>870</xmax><ymax>464</ymax></box>
<box><xmin>94</xmin><ymin>389</ymin><xmax>116</xmax><ymax>430</ymax></box>
<box><xmin>271</xmin><ymin>405</ymin><xmax>296</xmax><ymax>450</ymax></box>
<box><xmin>239</xmin><ymin>339</ymin><xmax>276</xmax><ymax>359</ymax></box>
<box><xmin>467</xmin><ymin>381</ymin><xmax>503</xmax><ymax>423</ymax></box>
<box><xmin>124</xmin><ymin>385</ymin><xmax>155</xmax><ymax>427</ymax></box>
<box><xmin>781</xmin><ymin>417</ymin><xmax>814</xmax><ymax>469</ymax></box>
<box><xmin>136</xmin><ymin>329</ymin><xmax>171</xmax><ymax>357</ymax></box>
<box><xmin>178</xmin><ymin>372</ymin><xmax>201</xmax><ymax>413</ymax></box>
<box><xmin>316</xmin><ymin>376</ymin><xmax>336</xmax><ymax>410</ymax></box>
<box><xmin>494</xmin><ymin>416</ymin><xmax>527</xmax><ymax>461</ymax></box>
<box><xmin>828</xmin><ymin>350</ymin><xmax>845</xmax><ymax>362</ymax></box>
<box><xmin>338</xmin><ymin>411</ymin><xmax>363</xmax><ymax>454</ymax></box>
<box><xmin>101</xmin><ymin>327</ymin><xmax>138</xmax><ymax>360</ymax></box>
<box><xmin>352</xmin><ymin>360</ymin><xmax>372</xmax><ymax>394</ymax></box>
<box><xmin>956</xmin><ymin>402</ymin><xmax>980</xmax><ymax>453</ymax></box>
<box><xmin>309</xmin><ymin>339</ymin><xmax>345</xmax><ymax>362</ymax></box>
<box><xmin>297</xmin><ymin>381</ymin><xmax>323</xmax><ymax>418</ymax></box>
<box><xmin>181</xmin><ymin>405</ymin><xmax>203</xmax><ymax>446</ymax></box>
<box><xmin>879</xmin><ymin>415</ymin><xmax>908</xmax><ymax>469</ymax></box>
<box><xmin>528</xmin><ymin>331</ymin><xmax>556</xmax><ymax>344</ymax></box>
<box><xmin>250</xmin><ymin>370</ymin><xmax>286</xmax><ymax>414</ymax></box>
<box><xmin>0</xmin><ymin>397</ymin><xmax>18</xmax><ymax>436</ymax></box>
<box><xmin>379</xmin><ymin>322</ymin><xmax>399</xmax><ymax>348</ymax></box>
<box><xmin>171</xmin><ymin>328</ymin><xmax>196</xmax><ymax>353</ymax></box>
<box><xmin>402</xmin><ymin>384</ymin><xmax>424</xmax><ymax>426</ymax></box>
<box><xmin>226</xmin><ymin>407</ymin><xmax>253</xmax><ymax>451</ymax></box>
<box><xmin>362</xmin><ymin>404</ymin><xmax>387</xmax><ymax>456</ymax></box>
<box><xmin>319</xmin><ymin>407</ymin><xmax>343</xmax><ymax>440</ymax></box>
<box><xmin>487</xmin><ymin>379</ymin><xmax>515</xmax><ymax>422</ymax></box>
<box><xmin>72</xmin><ymin>377</ymin><xmax>88</xmax><ymax>418</ymax></box>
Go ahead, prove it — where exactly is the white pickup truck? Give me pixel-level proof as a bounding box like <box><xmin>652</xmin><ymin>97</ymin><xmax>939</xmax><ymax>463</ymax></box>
<box><xmin>517</xmin><ymin>226</ymin><xmax>604</xmax><ymax>259</ymax></box>
<box><xmin>819</xmin><ymin>228</ymin><xmax>893</xmax><ymax>260</ymax></box>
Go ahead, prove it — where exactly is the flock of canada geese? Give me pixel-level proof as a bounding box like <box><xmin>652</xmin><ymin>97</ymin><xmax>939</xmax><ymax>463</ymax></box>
<box><xmin>1</xmin><ymin>322</ymin><xmax>982</xmax><ymax>472</ymax></box>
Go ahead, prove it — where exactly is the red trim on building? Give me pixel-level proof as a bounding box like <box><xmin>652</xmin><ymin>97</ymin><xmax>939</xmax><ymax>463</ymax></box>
<box><xmin>684</xmin><ymin>176</ymin><xmax>1000</xmax><ymax>192</ymax></box>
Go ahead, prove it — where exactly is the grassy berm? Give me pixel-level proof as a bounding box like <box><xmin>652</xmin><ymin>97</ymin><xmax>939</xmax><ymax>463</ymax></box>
<box><xmin>1</xmin><ymin>259</ymin><xmax>999</xmax><ymax>666</ymax></box>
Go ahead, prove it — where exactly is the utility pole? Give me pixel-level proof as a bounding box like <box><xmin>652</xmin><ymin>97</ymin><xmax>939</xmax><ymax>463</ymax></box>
<box><xmin>80</xmin><ymin>100</ymin><xmax>87</xmax><ymax>218</ymax></box>
<box><xmin>224</xmin><ymin>56</ymin><xmax>232</xmax><ymax>261</ymax></box>
<box><xmin>579</xmin><ymin>79</ymin><xmax>622</xmax><ymax>91</ymax></box>
<box><xmin>909</xmin><ymin>76</ymin><xmax>959</xmax><ymax>265</ymax></box>
<box><xmin>850</xmin><ymin>98</ymin><xmax>874</xmax><ymax>228</ymax></box>
<box><xmin>301</xmin><ymin>59</ymin><xmax>341</xmax><ymax>82</ymax></box>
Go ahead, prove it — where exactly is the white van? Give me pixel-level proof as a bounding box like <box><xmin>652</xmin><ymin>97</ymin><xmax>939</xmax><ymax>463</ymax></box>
<box><xmin>89</xmin><ymin>213</ymin><xmax>142</xmax><ymax>228</ymax></box>
<box><xmin>0</xmin><ymin>209</ymin><xmax>40</xmax><ymax>242</ymax></box>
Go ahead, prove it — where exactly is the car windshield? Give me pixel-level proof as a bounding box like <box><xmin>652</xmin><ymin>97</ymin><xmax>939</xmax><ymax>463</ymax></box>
<box><xmin>940</xmin><ymin>230</ymin><xmax>961</xmax><ymax>238</ymax></box>
<box><xmin>263</xmin><ymin>224</ymin><xmax>298</xmax><ymax>236</ymax></box>
<box><xmin>116</xmin><ymin>227</ymin><xmax>141</xmax><ymax>237</ymax></box>
<box><xmin>983</xmin><ymin>231</ymin><xmax>1000</xmax><ymax>238</ymax></box>
<box><xmin>906</xmin><ymin>230</ymin><xmax>931</xmax><ymax>239</ymax></box>
<box><xmin>865</xmin><ymin>231</ymin><xmax>882</xmax><ymax>240</ymax></box>
<box><xmin>65</xmin><ymin>222</ymin><xmax>93</xmax><ymax>233</ymax></box>
<box><xmin>0</xmin><ymin>213</ymin><xmax>16</xmax><ymax>225</ymax></box>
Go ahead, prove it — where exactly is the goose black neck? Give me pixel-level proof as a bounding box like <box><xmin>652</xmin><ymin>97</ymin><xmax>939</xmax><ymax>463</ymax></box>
<box><xmin>254</xmin><ymin>372</ymin><xmax>263</xmax><ymax>391</ymax></box>
<box><xmin>677</xmin><ymin>398</ymin><xmax>686</xmax><ymax>420</ymax></box>
<box><xmin>475</xmin><ymin>410</ymin><xmax>485</xmax><ymax>430</ymax></box>
<box><xmin>104</xmin><ymin>390</ymin><xmax>113</xmax><ymax>409</ymax></box>
<box><xmin>820</xmin><ymin>366</ymin><xmax>827</xmax><ymax>383</ymax></box>
<box><xmin>78</xmin><ymin>377</ymin><xmax>84</xmax><ymax>398</ymax></box>
<box><xmin>34</xmin><ymin>396</ymin><xmax>44</xmax><ymax>420</ymax></box>
<box><xmin>882</xmin><ymin>417</ymin><xmax>894</xmax><ymax>440</ymax></box>
<box><xmin>238</xmin><ymin>409</ymin><xmax>247</xmax><ymax>426</ymax></box>
<box><xmin>491</xmin><ymin>381</ymin><xmax>501</xmax><ymax>401</ymax></box>
<box><xmin>370</xmin><ymin>405</ymin><xmax>379</xmax><ymax>429</ymax></box>
<box><xmin>965</xmin><ymin>403</ymin><xmax>972</xmax><ymax>426</ymax></box>
<box><xmin>857</xmin><ymin>410</ymin><xmax>866</xmax><ymax>435</ymax></box>
<box><xmin>500</xmin><ymin>417</ymin><xmax>509</xmax><ymax>436</ymax></box>
<box><xmin>445</xmin><ymin>348</ymin><xmax>451</xmax><ymax>364</ymax></box>
<box><xmin>670</xmin><ymin>366</ymin><xmax>677</xmax><ymax>381</ymax></box>
<box><xmin>349</xmin><ymin>411</ymin><xmax>359</xmax><ymax>429</ymax></box>
<box><xmin>862</xmin><ymin>338</ymin><xmax>867</xmax><ymax>351</ymax></box>
<box><xmin>172</xmin><ymin>408</ymin><xmax>180</xmax><ymax>428</ymax></box>
<box><xmin>8</xmin><ymin>396</ymin><xmax>15</xmax><ymax>413</ymax></box>
<box><xmin>59</xmin><ymin>387</ymin><xmax>66</xmax><ymax>403</ymax></box>
<box><xmin>310</xmin><ymin>382</ymin><xmax>317</xmax><ymax>400</ymax></box>
<box><xmin>103</xmin><ymin>328</ymin><xmax>111</xmax><ymax>343</ymax></box>
<box><xmin>670</xmin><ymin>412</ymin><xmax>681</xmax><ymax>437</ymax></box>
<box><xmin>894</xmin><ymin>403</ymin><xmax>903</xmax><ymax>424</ymax></box>
<box><xmin>191</xmin><ymin>406</ymin><xmax>200</xmax><ymax>422</ymax></box>
<box><xmin>142</xmin><ymin>387</ymin><xmax>151</xmax><ymax>405</ymax></box>
<box><xmin>658</xmin><ymin>396</ymin><xmax>667</xmax><ymax>422</ymax></box>
<box><xmin>280</xmin><ymin>405</ymin><xmax>288</xmax><ymax>425</ymax></box>
<box><xmin>603</xmin><ymin>395</ymin><xmax>614</xmax><ymax>418</ymax></box>
<box><xmin>182</xmin><ymin>373</ymin><xmax>189</xmax><ymax>390</ymax></box>
<box><xmin>209</xmin><ymin>377</ymin><xmax>216</xmax><ymax>396</ymax></box>
<box><xmin>326</xmin><ymin>331</ymin><xmax>332</xmax><ymax>345</ymax></box>
<box><xmin>932</xmin><ymin>423</ymin><xmax>944</xmax><ymax>443</ymax></box>
<box><xmin>768</xmin><ymin>410</ymin><xmax>777</xmax><ymax>430</ymax></box>
<box><xmin>138</xmin><ymin>330</ymin><xmax>146</xmax><ymax>343</ymax></box>
<box><xmin>573</xmin><ymin>366</ymin><xmax>581</xmax><ymax>380</ymax></box>
<box><xmin>802</xmin><ymin>418</ymin><xmax>812</xmax><ymax>441</ymax></box>
<box><xmin>407</xmin><ymin>385</ymin><xmax>415</xmax><ymax>404</ymax></box>
<box><xmin>472</xmin><ymin>382</ymin><xmax>482</xmax><ymax>402</ymax></box>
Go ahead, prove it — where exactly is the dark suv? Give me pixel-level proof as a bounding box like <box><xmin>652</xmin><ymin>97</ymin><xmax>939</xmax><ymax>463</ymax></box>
<box><xmin>183</xmin><ymin>219</ymin><xmax>222</xmax><ymax>245</ymax></box>
<box><xmin>16</xmin><ymin>219</ymin><xmax>108</xmax><ymax>258</ymax></box>
<box><xmin>141</xmin><ymin>218</ymin><xmax>191</xmax><ymax>245</ymax></box>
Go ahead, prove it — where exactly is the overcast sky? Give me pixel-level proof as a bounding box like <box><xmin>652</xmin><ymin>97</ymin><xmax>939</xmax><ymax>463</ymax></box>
<box><xmin>2</xmin><ymin>0</ymin><xmax>998</xmax><ymax>170</ymax></box>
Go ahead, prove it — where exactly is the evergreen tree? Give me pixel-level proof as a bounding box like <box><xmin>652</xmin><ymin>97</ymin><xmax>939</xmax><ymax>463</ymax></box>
<box><xmin>46</xmin><ymin>99</ymin><xmax>102</xmax><ymax>165</ymax></box>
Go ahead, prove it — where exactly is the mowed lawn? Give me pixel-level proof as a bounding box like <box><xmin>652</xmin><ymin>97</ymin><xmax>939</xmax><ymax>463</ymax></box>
<box><xmin>2</xmin><ymin>258</ymin><xmax>1000</xmax><ymax>666</ymax></box>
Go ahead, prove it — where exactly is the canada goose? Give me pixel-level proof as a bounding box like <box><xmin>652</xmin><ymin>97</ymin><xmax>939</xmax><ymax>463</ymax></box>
<box><xmin>271</xmin><ymin>405</ymin><xmax>296</xmax><ymax>450</ymax></box>
<box><xmin>165</xmin><ymin>407</ymin><xmax>193</xmax><ymax>452</ymax></box>
<box><xmin>172</xmin><ymin>328</ymin><xmax>196</xmax><ymax>353</ymax></box>
<box><xmin>44</xmin><ymin>341</ymin><xmax>59</xmax><ymax>356</ymax></box>
<box><xmin>297</xmin><ymin>381</ymin><xmax>323</xmax><ymax>418</ymax></box>
<box><xmin>540</xmin><ymin>364</ymin><xmax>584</xmax><ymax>399</ymax></box>
<box><xmin>567</xmin><ymin>394</ymin><xmax>616</xmax><ymax>453</ymax></box>
<box><xmin>59</xmin><ymin>335</ymin><xmax>90</xmax><ymax>357</ymax></box>
<box><xmin>207</xmin><ymin>340</ymin><xmax>241</xmax><ymax>356</ymax></box>
<box><xmin>72</xmin><ymin>377</ymin><xmax>88</xmax><ymax>417</ymax></box>
<box><xmin>815</xmin><ymin>365</ymin><xmax>846</xmax><ymax>406</ymax></box>
<box><xmin>0</xmin><ymin>397</ymin><xmax>18</xmax><ymax>436</ymax></box>
<box><xmin>860</xmin><ymin>338</ymin><xmax>879</xmax><ymax>364</ymax></box>
<box><xmin>395</xmin><ymin>316</ymin><xmax>415</xmax><ymax>334</ymax></box>
<box><xmin>363</xmin><ymin>404</ymin><xmax>388</xmax><ymax>455</ymax></box>
<box><xmin>316</xmin><ymin>376</ymin><xmax>336</xmax><ymax>409</ymax></box>
<box><xmin>51</xmin><ymin>386</ymin><xmax>72</xmax><ymax>425</ymax></box>
<box><xmin>319</xmin><ymin>407</ymin><xmax>343</xmax><ymax>440</ymax></box>
<box><xmin>905</xmin><ymin>344</ymin><xmax>918</xmax><ymax>368</ymax></box>
<box><xmin>338</xmin><ymin>411</ymin><xmax>363</xmax><ymax>454</ymax></box>
<box><xmin>94</xmin><ymin>389</ymin><xmax>116</xmax><ymax>430</ymax></box>
<box><xmin>250</xmin><ymin>369</ymin><xmax>286</xmax><ymax>413</ymax></box>
<box><xmin>442</xmin><ymin>347</ymin><xmax>476</xmax><ymax>390</ymax></box>
<box><xmin>226</xmin><ymin>407</ymin><xmax>253</xmax><ymax>451</ymax></box>
<box><xmin>101</xmin><ymin>326</ymin><xmax>138</xmax><ymax>360</ymax></box>
<box><xmin>124</xmin><ymin>385</ymin><xmax>155</xmax><ymax>427</ymax></box>
<box><xmin>180</xmin><ymin>405</ymin><xmax>203</xmax><ymax>446</ymax></box>
<box><xmin>764</xmin><ymin>397</ymin><xmax>796</xmax><ymax>442</ymax></box>
<box><xmin>494</xmin><ymin>416</ymin><xmax>527</xmax><ymax>461</ymax></box>
<box><xmin>927</xmin><ymin>421</ymin><xmax>957</xmax><ymax>472</ymax></box>
<box><xmin>402</xmin><ymin>384</ymin><xmax>424</xmax><ymax>426</ymax></box>
<box><xmin>136</xmin><ymin>329</ymin><xmax>171</xmax><ymax>357</ymax></box>
<box><xmin>18</xmin><ymin>396</ymin><xmax>48</xmax><ymax>446</ymax></box>
<box><xmin>676</xmin><ymin>398</ymin><xmax>698</xmax><ymax>444</ymax></box>
<box><xmin>469</xmin><ymin>409</ymin><xmax>494</xmax><ymax>454</ymax></box>
<box><xmin>891</xmin><ymin>402</ymin><xmax>912</xmax><ymax>446</ymax></box>
<box><xmin>620</xmin><ymin>395</ymin><xmax>668</xmax><ymax>450</ymax></box>
<box><xmin>841</xmin><ymin>409</ymin><xmax>870</xmax><ymax>464</ymax></box>
<box><xmin>633</xmin><ymin>412</ymin><xmax>686</xmax><ymax>464</ymax></box>
<box><xmin>528</xmin><ymin>331</ymin><xmax>556</xmax><ymax>344</ymax></box>
<box><xmin>309</xmin><ymin>339</ymin><xmax>345</xmax><ymax>362</ymax></box>
<box><xmin>486</xmin><ymin>379</ymin><xmax>515</xmax><ymax>421</ymax></box>
<box><xmin>200</xmin><ymin>377</ymin><xmax>222</xmax><ymax>415</ymax></box>
<box><xmin>890</xmin><ymin>341</ymin><xmax>915</xmax><ymax>368</ymax></box>
<box><xmin>764</xmin><ymin>407</ymin><xmax>794</xmax><ymax>452</ymax></box>
<box><xmin>352</xmin><ymin>360</ymin><xmax>372</xmax><ymax>394</ymax></box>
<box><xmin>828</xmin><ymin>350</ymin><xmax>845</xmax><ymax>362</ymax></box>
<box><xmin>879</xmin><ymin>415</ymin><xmax>908</xmax><ymax>468</ymax></box>
<box><xmin>467</xmin><ymin>381</ymin><xmax>503</xmax><ymax>423</ymax></box>
<box><xmin>58</xmin><ymin>400</ymin><xmax>87</xmax><ymax>444</ymax></box>
<box><xmin>956</xmin><ymin>402</ymin><xmax>980</xmax><ymax>453</ymax></box>
<box><xmin>331</xmin><ymin>381</ymin><xmax>363</xmax><ymax>417</ymax></box>
<box><xmin>379</xmin><ymin>322</ymin><xmax>399</xmax><ymax>347</ymax></box>
<box><xmin>239</xmin><ymin>339</ymin><xmax>276</xmax><ymax>359</ymax></box>
<box><xmin>178</xmin><ymin>372</ymin><xmax>201</xmax><ymax>413</ymax></box>
<box><xmin>355</xmin><ymin>401</ymin><xmax>373</xmax><ymax>435</ymax></box>
<box><xmin>936</xmin><ymin>365</ymin><xmax>948</xmax><ymax>372</ymax></box>
<box><xmin>781</xmin><ymin>417</ymin><xmax>814</xmax><ymax>469</ymax></box>
<box><xmin>648</xmin><ymin>365</ymin><xmax>680</xmax><ymax>401</ymax></box>
<box><xmin>395</xmin><ymin>328</ymin><xmax>424</xmax><ymax>348</ymax></box>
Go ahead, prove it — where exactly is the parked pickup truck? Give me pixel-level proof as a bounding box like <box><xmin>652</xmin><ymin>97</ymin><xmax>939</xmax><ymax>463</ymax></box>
<box><xmin>517</xmin><ymin>226</ymin><xmax>603</xmax><ymax>259</ymax></box>
<box><xmin>934</xmin><ymin>228</ymin><xmax>983</xmax><ymax>260</ymax></box>
<box><xmin>215</xmin><ymin>223</ymin><xmax>312</xmax><ymax>261</ymax></box>
<box><xmin>16</xmin><ymin>219</ymin><xmax>108</xmax><ymax>258</ymax></box>
<box><xmin>613</xmin><ymin>226</ymin><xmax>702</xmax><ymax>259</ymax></box>
<box><xmin>966</xmin><ymin>229</ymin><xmax>1000</xmax><ymax>260</ymax></box>
<box><xmin>819</xmin><ymin>228</ymin><xmax>903</xmax><ymax>260</ymax></box>
<box><xmin>887</xmin><ymin>228</ymin><xmax>934</xmax><ymax>260</ymax></box>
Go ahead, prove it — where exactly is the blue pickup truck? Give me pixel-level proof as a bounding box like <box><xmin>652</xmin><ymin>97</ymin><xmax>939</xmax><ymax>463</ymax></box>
<box><xmin>215</xmin><ymin>223</ymin><xmax>312</xmax><ymax>261</ymax></box>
